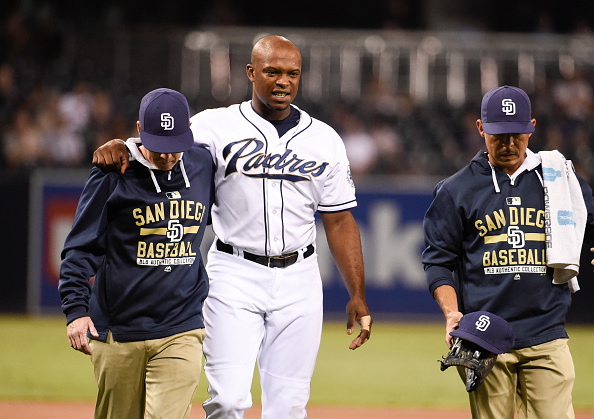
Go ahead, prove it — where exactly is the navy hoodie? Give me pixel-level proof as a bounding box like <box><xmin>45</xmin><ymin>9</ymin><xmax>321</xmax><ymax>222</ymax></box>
<box><xmin>422</xmin><ymin>150</ymin><xmax>594</xmax><ymax>349</ymax></box>
<box><xmin>59</xmin><ymin>140</ymin><xmax>214</xmax><ymax>342</ymax></box>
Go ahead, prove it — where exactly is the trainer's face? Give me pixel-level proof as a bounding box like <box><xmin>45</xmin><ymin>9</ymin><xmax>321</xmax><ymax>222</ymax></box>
<box><xmin>136</xmin><ymin>121</ymin><xmax>183</xmax><ymax>171</ymax></box>
<box><xmin>144</xmin><ymin>150</ymin><xmax>182</xmax><ymax>171</ymax></box>
<box><xmin>477</xmin><ymin>119</ymin><xmax>536</xmax><ymax>175</ymax></box>
<box><xmin>247</xmin><ymin>42</ymin><xmax>301</xmax><ymax>120</ymax></box>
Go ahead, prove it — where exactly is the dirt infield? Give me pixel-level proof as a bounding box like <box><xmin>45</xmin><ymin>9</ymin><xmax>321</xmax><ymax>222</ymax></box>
<box><xmin>1</xmin><ymin>401</ymin><xmax>473</xmax><ymax>419</ymax></box>
<box><xmin>2</xmin><ymin>401</ymin><xmax>594</xmax><ymax>419</ymax></box>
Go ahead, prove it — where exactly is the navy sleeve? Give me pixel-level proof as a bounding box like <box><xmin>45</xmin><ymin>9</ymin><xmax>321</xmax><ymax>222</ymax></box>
<box><xmin>422</xmin><ymin>183</ymin><xmax>463</xmax><ymax>296</ymax></box>
<box><xmin>58</xmin><ymin>168</ymin><xmax>117</xmax><ymax>324</ymax></box>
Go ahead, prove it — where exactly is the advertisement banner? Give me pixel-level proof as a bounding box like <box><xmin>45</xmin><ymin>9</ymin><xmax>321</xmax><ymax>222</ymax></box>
<box><xmin>28</xmin><ymin>170</ymin><xmax>440</xmax><ymax>316</ymax></box>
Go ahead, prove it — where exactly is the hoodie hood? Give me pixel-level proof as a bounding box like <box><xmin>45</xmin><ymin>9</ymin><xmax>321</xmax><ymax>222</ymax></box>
<box><xmin>471</xmin><ymin>149</ymin><xmax>542</xmax><ymax>193</ymax></box>
<box><xmin>125</xmin><ymin>137</ymin><xmax>190</xmax><ymax>193</ymax></box>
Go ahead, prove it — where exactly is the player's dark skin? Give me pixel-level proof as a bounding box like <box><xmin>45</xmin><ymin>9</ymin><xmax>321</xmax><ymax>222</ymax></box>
<box><xmin>247</xmin><ymin>36</ymin><xmax>301</xmax><ymax>121</ymax></box>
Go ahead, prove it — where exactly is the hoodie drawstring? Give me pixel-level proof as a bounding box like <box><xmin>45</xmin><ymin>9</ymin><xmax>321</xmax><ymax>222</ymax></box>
<box><xmin>180</xmin><ymin>158</ymin><xmax>191</xmax><ymax>189</ymax></box>
<box><xmin>147</xmin><ymin>156</ymin><xmax>190</xmax><ymax>194</ymax></box>
<box><xmin>488</xmin><ymin>161</ymin><xmax>501</xmax><ymax>194</ymax></box>
<box><xmin>535</xmin><ymin>169</ymin><xmax>544</xmax><ymax>187</ymax></box>
<box><xmin>149</xmin><ymin>169</ymin><xmax>161</xmax><ymax>193</ymax></box>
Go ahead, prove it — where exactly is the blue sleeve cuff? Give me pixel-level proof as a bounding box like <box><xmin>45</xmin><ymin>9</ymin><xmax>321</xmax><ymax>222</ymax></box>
<box><xmin>425</xmin><ymin>264</ymin><xmax>455</xmax><ymax>297</ymax></box>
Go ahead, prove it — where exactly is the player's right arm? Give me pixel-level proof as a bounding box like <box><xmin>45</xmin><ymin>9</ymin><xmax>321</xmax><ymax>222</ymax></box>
<box><xmin>92</xmin><ymin>139</ymin><xmax>130</xmax><ymax>174</ymax></box>
<box><xmin>60</xmin><ymin>169</ymin><xmax>115</xmax><ymax>354</ymax></box>
<box><xmin>67</xmin><ymin>316</ymin><xmax>99</xmax><ymax>355</ymax></box>
<box><xmin>422</xmin><ymin>181</ymin><xmax>464</xmax><ymax>348</ymax></box>
<box><xmin>320</xmin><ymin>210</ymin><xmax>372</xmax><ymax>350</ymax></box>
<box><xmin>433</xmin><ymin>285</ymin><xmax>462</xmax><ymax>349</ymax></box>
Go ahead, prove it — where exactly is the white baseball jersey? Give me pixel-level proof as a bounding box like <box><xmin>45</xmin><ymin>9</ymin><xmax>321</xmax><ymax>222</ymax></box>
<box><xmin>190</xmin><ymin>101</ymin><xmax>357</xmax><ymax>256</ymax></box>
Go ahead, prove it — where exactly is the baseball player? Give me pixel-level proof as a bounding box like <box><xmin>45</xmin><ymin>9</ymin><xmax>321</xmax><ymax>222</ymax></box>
<box><xmin>92</xmin><ymin>35</ymin><xmax>372</xmax><ymax>419</ymax></box>
<box><xmin>59</xmin><ymin>88</ymin><xmax>215</xmax><ymax>419</ymax></box>
<box><xmin>422</xmin><ymin>85</ymin><xmax>594</xmax><ymax>418</ymax></box>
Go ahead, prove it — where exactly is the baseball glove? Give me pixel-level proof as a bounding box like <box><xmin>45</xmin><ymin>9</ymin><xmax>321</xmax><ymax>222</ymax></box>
<box><xmin>439</xmin><ymin>337</ymin><xmax>497</xmax><ymax>392</ymax></box>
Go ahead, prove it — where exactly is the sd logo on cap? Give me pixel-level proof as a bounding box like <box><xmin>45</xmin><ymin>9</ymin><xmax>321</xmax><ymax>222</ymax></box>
<box><xmin>139</xmin><ymin>88</ymin><xmax>194</xmax><ymax>153</ymax></box>
<box><xmin>440</xmin><ymin>311</ymin><xmax>515</xmax><ymax>392</ymax></box>
<box><xmin>450</xmin><ymin>310</ymin><xmax>515</xmax><ymax>354</ymax></box>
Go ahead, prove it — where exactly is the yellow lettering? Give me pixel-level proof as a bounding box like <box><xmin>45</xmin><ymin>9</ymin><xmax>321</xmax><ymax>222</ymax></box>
<box><xmin>508</xmin><ymin>249</ymin><xmax>516</xmax><ymax>264</ymax></box>
<box><xmin>146</xmin><ymin>242</ymin><xmax>155</xmax><ymax>258</ymax></box>
<box><xmin>485</xmin><ymin>215</ymin><xmax>497</xmax><ymax>232</ymax></box>
<box><xmin>498</xmin><ymin>249</ymin><xmax>507</xmax><ymax>265</ymax></box>
<box><xmin>170</xmin><ymin>201</ymin><xmax>179</xmax><ymax>219</ymax></box>
<box><xmin>526</xmin><ymin>249</ymin><xmax>534</xmax><ymax>264</ymax></box>
<box><xmin>145</xmin><ymin>206</ymin><xmax>155</xmax><ymax>224</ymax></box>
<box><xmin>494</xmin><ymin>209</ymin><xmax>506</xmax><ymax>229</ymax></box>
<box><xmin>133</xmin><ymin>208</ymin><xmax>145</xmax><ymax>226</ymax></box>
<box><xmin>170</xmin><ymin>243</ymin><xmax>179</xmax><ymax>257</ymax></box>
<box><xmin>137</xmin><ymin>241</ymin><xmax>146</xmax><ymax>257</ymax></box>
<box><xmin>155</xmin><ymin>243</ymin><xmax>164</xmax><ymax>258</ymax></box>
<box><xmin>197</xmin><ymin>203</ymin><xmax>204</xmax><ymax>222</ymax></box>
<box><xmin>188</xmin><ymin>242</ymin><xmax>196</xmax><ymax>256</ymax></box>
<box><xmin>476</xmin><ymin>220</ymin><xmax>488</xmax><ymax>237</ymax></box>
<box><xmin>509</xmin><ymin>207</ymin><xmax>518</xmax><ymax>225</ymax></box>
<box><xmin>525</xmin><ymin>208</ymin><xmax>535</xmax><ymax>226</ymax></box>
<box><xmin>535</xmin><ymin>249</ymin><xmax>546</xmax><ymax>265</ymax></box>
<box><xmin>184</xmin><ymin>201</ymin><xmax>193</xmax><ymax>220</ymax></box>
<box><xmin>536</xmin><ymin>210</ymin><xmax>545</xmax><ymax>228</ymax></box>
<box><xmin>518</xmin><ymin>249</ymin><xmax>526</xmax><ymax>264</ymax></box>
<box><xmin>164</xmin><ymin>243</ymin><xmax>173</xmax><ymax>257</ymax></box>
<box><xmin>483</xmin><ymin>251</ymin><xmax>491</xmax><ymax>266</ymax></box>
<box><xmin>490</xmin><ymin>250</ymin><xmax>498</xmax><ymax>266</ymax></box>
<box><xmin>154</xmin><ymin>203</ymin><xmax>164</xmax><ymax>222</ymax></box>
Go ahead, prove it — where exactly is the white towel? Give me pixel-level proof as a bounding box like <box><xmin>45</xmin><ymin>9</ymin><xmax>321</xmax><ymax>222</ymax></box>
<box><xmin>539</xmin><ymin>150</ymin><xmax>587</xmax><ymax>293</ymax></box>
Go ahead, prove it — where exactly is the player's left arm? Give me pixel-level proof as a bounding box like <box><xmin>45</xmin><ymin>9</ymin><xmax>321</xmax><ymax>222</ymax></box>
<box><xmin>320</xmin><ymin>209</ymin><xmax>372</xmax><ymax>350</ymax></box>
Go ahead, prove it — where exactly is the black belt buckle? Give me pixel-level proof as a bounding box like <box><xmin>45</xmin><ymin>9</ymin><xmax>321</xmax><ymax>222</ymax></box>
<box><xmin>216</xmin><ymin>240</ymin><xmax>313</xmax><ymax>269</ymax></box>
<box><xmin>266</xmin><ymin>253</ymin><xmax>298</xmax><ymax>268</ymax></box>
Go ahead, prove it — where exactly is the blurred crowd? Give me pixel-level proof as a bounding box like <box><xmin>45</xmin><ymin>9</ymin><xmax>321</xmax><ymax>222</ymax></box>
<box><xmin>326</xmin><ymin>69</ymin><xmax>594</xmax><ymax>183</ymax></box>
<box><xmin>1</xmin><ymin>6</ymin><xmax>594</xmax><ymax>184</ymax></box>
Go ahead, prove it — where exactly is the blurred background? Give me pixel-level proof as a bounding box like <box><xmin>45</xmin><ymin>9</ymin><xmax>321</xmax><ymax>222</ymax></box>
<box><xmin>1</xmin><ymin>0</ymin><xmax>594</xmax><ymax>324</ymax></box>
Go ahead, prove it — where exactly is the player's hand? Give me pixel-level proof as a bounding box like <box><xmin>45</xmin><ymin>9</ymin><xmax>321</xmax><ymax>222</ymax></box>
<box><xmin>92</xmin><ymin>139</ymin><xmax>130</xmax><ymax>174</ymax></box>
<box><xmin>445</xmin><ymin>311</ymin><xmax>463</xmax><ymax>349</ymax></box>
<box><xmin>590</xmin><ymin>247</ymin><xmax>594</xmax><ymax>268</ymax></box>
<box><xmin>346</xmin><ymin>297</ymin><xmax>372</xmax><ymax>350</ymax></box>
<box><xmin>67</xmin><ymin>316</ymin><xmax>99</xmax><ymax>355</ymax></box>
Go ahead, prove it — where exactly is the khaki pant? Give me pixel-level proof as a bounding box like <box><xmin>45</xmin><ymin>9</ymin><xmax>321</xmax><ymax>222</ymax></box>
<box><xmin>459</xmin><ymin>338</ymin><xmax>575</xmax><ymax>419</ymax></box>
<box><xmin>89</xmin><ymin>329</ymin><xmax>205</xmax><ymax>419</ymax></box>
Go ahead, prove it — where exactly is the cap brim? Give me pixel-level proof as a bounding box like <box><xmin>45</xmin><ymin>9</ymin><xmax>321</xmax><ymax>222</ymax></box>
<box><xmin>140</xmin><ymin>129</ymin><xmax>194</xmax><ymax>153</ymax></box>
<box><xmin>482</xmin><ymin>121</ymin><xmax>535</xmax><ymax>135</ymax></box>
<box><xmin>449</xmin><ymin>329</ymin><xmax>505</xmax><ymax>354</ymax></box>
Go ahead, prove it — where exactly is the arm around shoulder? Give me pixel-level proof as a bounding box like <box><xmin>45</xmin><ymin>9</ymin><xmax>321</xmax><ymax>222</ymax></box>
<box><xmin>92</xmin><ymin>139</ymin><xmax>130</xmax><ymax>174</ymax></box>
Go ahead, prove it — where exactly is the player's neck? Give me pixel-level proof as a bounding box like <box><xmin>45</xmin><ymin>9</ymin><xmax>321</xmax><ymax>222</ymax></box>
<box><xmin>251</xmin><ymin>101</ymin><xmax>291</xmax><ymax>121</ymax></box>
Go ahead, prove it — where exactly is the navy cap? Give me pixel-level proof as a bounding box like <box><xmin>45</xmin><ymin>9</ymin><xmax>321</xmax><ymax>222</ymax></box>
<box><xmin>139</xmin><ymin>88</ymin><xmax>194</xmax><ymax>153</ymax></box>
<box><xmin>481</xmin><ymin>86</ymin><xmax>535</xmax><ymax>135</ymax></box>
<box><xmin>450</xmin><ymin>311</ymin><xmax>515</xmax><ymax>354</ymax></box>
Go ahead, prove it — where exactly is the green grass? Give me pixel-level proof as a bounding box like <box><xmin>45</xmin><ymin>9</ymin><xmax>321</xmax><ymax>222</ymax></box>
<box><xmin>1</xmin><ymin>316</ymin><xmax>593</xmax><ymax>410</ymax></box>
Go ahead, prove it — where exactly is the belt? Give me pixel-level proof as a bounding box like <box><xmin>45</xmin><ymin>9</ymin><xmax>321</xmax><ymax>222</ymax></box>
<box><xmin>216</xmin><ymin>239</ymin><xmax>314</xmax><ymax>268</ymax></box>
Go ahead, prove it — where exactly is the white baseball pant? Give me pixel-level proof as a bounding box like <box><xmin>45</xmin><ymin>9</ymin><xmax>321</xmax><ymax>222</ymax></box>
<box><xmin>202</xmin><ymin>246</ymin><xmax>323</xmax><ymax>418</ymax></box>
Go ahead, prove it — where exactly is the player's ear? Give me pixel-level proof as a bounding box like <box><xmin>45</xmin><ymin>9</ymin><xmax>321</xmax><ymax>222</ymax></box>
<box><xmin>476</xmin><ymin>120</ymin><xmax>485</xmax><ymax>137</ymax></box>
<box><xmin>246</xmin><ymin>64</ymin><xmax>255</xmax><ymax>82</ymax></box>
<box><xmin>137</xmin><ymin>121</ymin><xmax>141</xmax><ymax>134</ymax></box>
